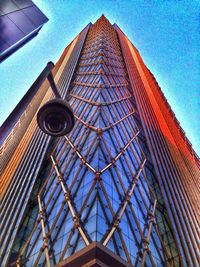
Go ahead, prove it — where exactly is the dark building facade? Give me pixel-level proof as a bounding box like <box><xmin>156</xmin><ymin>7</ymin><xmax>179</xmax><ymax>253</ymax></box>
<box><xmin>0</xmin><ymin>0</ymin><xmax>48</xmax><ymax>62</ymax></box>
<box><xmin>0</xmin><ymin>16</ymin><xmax>199</xmax><ymax>267</ymax></box>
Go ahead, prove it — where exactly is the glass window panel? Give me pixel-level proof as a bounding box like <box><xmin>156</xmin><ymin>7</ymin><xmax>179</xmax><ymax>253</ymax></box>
<box><xmin>0</xmin><ymin>36</ymin><xmax>9</xmax><ymax>53</ymax></box>
<box><xmin>0</xmin><ymin>0</ymin><xmax>19</xmax><ymax>14</ymax></box>
<box><xmin>13</xmin><ymin>0</ymin><xmax>34</xmax><ymax>9</ymax></box>
<box><xmin>0</xmin><ymin>15</ymin><xmax>24</xmax><ymax>45</ymax></box>
<box><xmin>106</xmin><ymin>238</ymin><xmax>116</xmax><ymax>254</ymax></box>
<box><xmin>75</xmin><ymin>237</ymin><xmax>85</xmax><ymax>252</ymax></box>
<box><xmin>22</xmin><ymin>5</ymin><xmax>48</xmax><ymax>27</ymax></box>
<box><xmin>0</xmin><ymin>9</ymin><xmax>5</xmax><ymax>16</ymax></box>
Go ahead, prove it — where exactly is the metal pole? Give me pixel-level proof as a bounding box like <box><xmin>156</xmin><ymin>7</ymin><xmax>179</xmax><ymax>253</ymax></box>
<box><xmin>34</xmin><ymin>61</ymin><xmax>61</xmax><ymax>99</ymax></box>
<box><xmin>46</xmin><ymin>62</ymin><xmax>61</xmax><ymax>99</ymax></box>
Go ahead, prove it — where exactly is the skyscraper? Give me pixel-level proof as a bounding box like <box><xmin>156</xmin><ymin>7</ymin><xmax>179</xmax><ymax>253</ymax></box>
<box><xmin>0</xmin><ymin>15</ymin><xmax>199</xmax><ymax>267</ymax></box>
<box><xmin>0</xmin><ymin>0</ymin><xmax>48</xmax><ymax>62</ymax></box>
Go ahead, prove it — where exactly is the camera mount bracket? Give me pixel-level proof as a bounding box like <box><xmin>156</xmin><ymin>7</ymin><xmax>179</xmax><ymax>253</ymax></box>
<box><xmin>36</xmin><ymin>62</ymin><xmax>75</xmax><ymax>136</ymax></box>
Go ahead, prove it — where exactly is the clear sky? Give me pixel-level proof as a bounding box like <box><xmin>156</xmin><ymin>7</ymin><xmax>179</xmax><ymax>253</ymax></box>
<box><xmin>0</xmin><ymin>0</ymin><xmax>199</xmax><ymax>155</ymax></box>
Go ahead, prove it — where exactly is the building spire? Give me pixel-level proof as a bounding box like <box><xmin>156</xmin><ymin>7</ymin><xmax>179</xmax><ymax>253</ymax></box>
<box><xmin>94</xmin><ymin>14</ymin><xmax>111</xmax><ymax>26</ymax></box>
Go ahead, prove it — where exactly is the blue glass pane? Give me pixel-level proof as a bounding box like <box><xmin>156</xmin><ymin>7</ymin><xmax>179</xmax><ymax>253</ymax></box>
<box><xmin>8</xmin><ymin>10</ymin><xmax>35</xmax><ymax>34</ymax></box>
<box><xmin>13</xmin><ymin>0</ymin><xmax>34</xmax><ymax>9</ymax></box>
<box><xmin>22</xmin><ymin>6</ymin><xmax>48</xmax><ymax>27</ymax></box>
<box><xmin>0</xmin><ymin>0</ymin><xmax>19</xmax><ymax>14</ymax></box>
<box><xmin>0</xmin><ymin>15</ymin><xmax>24</xmax><ymax>45</ymax></box>
<box><xmin>0</xmin><ymin>36</ymin><xmax>9</xmax><ymax>53</ymax></box>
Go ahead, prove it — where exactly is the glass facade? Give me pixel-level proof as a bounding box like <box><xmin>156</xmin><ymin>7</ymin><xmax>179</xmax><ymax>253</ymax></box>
<box><xmin>4</xmin><ymin>16</ymin><xmax>179</xmax><ymax>267</ymax></box>
<box><xmin>1</xmin><ymin>15</ymin><xmax>199</xmax><ymax>267</ymax></box>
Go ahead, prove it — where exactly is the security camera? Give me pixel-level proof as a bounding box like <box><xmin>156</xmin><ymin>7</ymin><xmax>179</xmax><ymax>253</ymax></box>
<box><xmin>37</xmin><ymin>99</ymin><xmax>75</xmax><ymax>136</ymax></box>
<box><xmin>34</xmin><ymin>62</ymin><xmax>75</xmax><ymax>137</ymax></box>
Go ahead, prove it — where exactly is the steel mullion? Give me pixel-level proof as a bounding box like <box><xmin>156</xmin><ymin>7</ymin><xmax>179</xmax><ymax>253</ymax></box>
<box><xmin>76</xmin><ymin>69</ymin><xmax>126</xmax><ymax>78</ymax></box>
<box><xmin>117</xmin><ymin>229</ymin><xmax>132</xmax><ymax>263</ymax></box>
<box><xmin>108</xmin><ymin>89</ymin><xmax>136</xmax><ymax>138</ymax></box>
<box><xmin>60</xmin><ymin>153</ymin><xmax>79</xmax><ymax>182</ymax></box>
<box><xmin>71</xmin><ymin>164</ymin><xmax>95</xmax><ymax>211</ymax></box>
<box><xmin>75</xmin><ymin>84</ymin><xmax>99</xmax><ymax>102</ymax></box>
<box><xmin>82</xmin><ymin>135</ymin><xmax>98</xmax><ymax>159</ymax></box>
<box><xmin>153</xmin><ymin>223</ymin><xmax>172</xmax><ymax>266</ymax></box>
<box><xmin>46</xmin><ymin>201</ymin><xmax>66</xmax><ymax>240</ymax></box>
<box><xmin>32</xmin><ymin>248</ymin><xmax>45</xmax><ymax>267</ymax></box>
<box><xmin>78</xmin><ymin>180</ymin><xmax>97</xmax><ymax>216</ymax></box>
<box><xmin>59</xmin><ymin>227</ymin><xmax>75</xmax><ymax>261</ymax></box>
<box><xmin>68</xmin><ymin>113</ymin><xmax>92</xmax><ymax>148</ymax></box>
<box><xmin>64</xmin><ymin>136</ymin><xmax>96</xmax><ymax>173</ymax></box>
<box><xmin>103</xmin><ymin>159</ymin><xmax>146</xmax><ymax>246</ymax></box>
<box><xmin>69</xmin><ymin>165</ymin><xmax>83</xmax><ymax>191</ymax></box>
<box><xmin>100</xmin><ymin>134</ymin><xmax>115</xmax><ymax>159</ymax></box>
<box><xmin>124</xmin><ymin>209</ymin><xmax>142</xmax><ymax>251</ymax></box>
<box><xmin>97</xmin><ymin>195</ymin><xmax>120</xmax><ymax>256</ymax></box>
<box><xmin>37</xmin><ymin>195</ymin><xmax>51</xmax><ymax>267</ymax></box>
<box><xmin>103</xmin><ymin>89</ymin><xmax>134</xmax><ymax>141</ymax></box>
<box><xmin>141</xmin><ymin>170</ymin><xmax>157</xmax><ymax>201</ymax></box>
<box><xmin>16</xmin><ymin>219</ymin><xmax>40</xmax><ymax>266</ymax></box>
<box><xmin>149</xmin><ymin>227</ymin><xmax>169</xmax><ymax>266</ymax></box>
<box><xmin>100</xmin><ymin>141</ymin><xmax>127</xmax><ymax>202</ymax></box>
<box><xmin>117</xmin><ymin>95</ymin><xmax>135</xmax><ymax>121</ymax></box>
<box><xmin>74</xmin><ymin>115</ymin><xmax>98</xmax><ymax>132</ymax></box>
<box><xmin>70</xmin><ymin>93</ymin><xmax>131</xmax><ymax>106</ymax></box>
<box><xmin>37</xmin><ymin>168</ymin><xmax>57</xmax><ymax>198</ymax></box>
<box><xmin>45</xmin><ymin>204</ymin><xmax>72</xmax><ymax>264</ymax></box>
<box><xmin>98</xmin><ymin>178</ymin><xmax>116</xmax><ymax>218</ymax></box>
<box><xmin>70</xmin><ymin>144</ymin><xmax>98</xmax><ymax>203</ymax></box>
<box><xmin>104</xmin><ymin>113</ymin><xmax>140</xmax><ymax>180</ymax></box>
<box><xmin>18</xmin><ymin>185</ymin><xmax>51</xmax><ymax>261</ymax></box>
<box><xmin>114</xmin><ymin>167</ymin><xmax>129</xmax><ymax>194</ymax></box>
<box><xmin>51</xmin><ymin>155</ymin><xmax>90</xmax><ymax>246</ymax></box>
<box><xmin>40</xmin><ymin>167</ymin><xmax>69</xmax><ymax>223</ymax></box>
<box><xmin>104</xmin><ymin>95</ymin><xmax>132</xmax><ymax>109</ymax></box>
<box><xmin>73</xmin><ymin>75</ymin><xmax>99</xmax><ymax>89</ymax></box>
<box><xmin>103</xmin><ymin>111</ymin><xmax>135</xmax><ymax>132</ymax></box>
<box><xmin>50</xmin><ymin>138</ymin><xmax>64</xmax><ymax>159</ymax></box>
<box><xmin>100</xmin><ymin>131</ymin><xmax>140</xmax><ymax>174</ymax></box>
<box><xmin>42</xmin><ymin>175</ymin><xmax>61</xmax><ymax>210</ymax></box>
<box><xmin>80</xmin><ymin>49</ymin><xmax>122</xmax><ymax>62</ymax></box>
<box><xmin>103</xmin><ymin>126</ymin><xmax>133</xmax><ymax>192</ymax></box>
<box><xmin>67</xmin><ymin>104</ymin><xmax>91</xmax><ymax>140</ymax></box>
<box><xmin>100</xmin><ymin>120</ymin><xmax>129</xmax><ymax>195</ymax></box>
<box><xmin>54</xmin><ymin>138</ymin><xmax>72</xmax><ymax>163</ymax></box>
<box><xmin>128</xmin><ymin>202</ymin><xmax>146</xmax><ymax>241</ymax></box>
<box><xmin>137</xmin><ymin>174</ymin><xmax>155</xmax><ymax>209</ymax></box>
<box><xmin>136</xmin><ymin>183</ymin><xmax>155</xmax><ymax>216</ymax></box>
<box><xmin>70</xmin><ymin>88</ymin><xmax>89</xmax><ymax>112</ymax></box>
<box><xmin>147</xmin><ymin>251</ymin><xmax>157</xmax><ymax>267</ymax></box>
<box><xmin>70</xmin><ymin>82</ymin><xmax>89</xmax><ymax>107</ymax></box>
<box><xmin>70</xmin><ymin>121</ymin><xmax>95</xmax><ymax>155</ymax></box>
<box><xmin>141</xmin><ymin>200</ymin><xmax>157</xmax><ymax>266</ymax></box>
<box><xmin>70</xmin><ymin>86</ymin><xmax>99</xmax><ymax>135</ymax></box>
<box><xmin>103</xmin><ymin>59</ymin><xmax>126</xmax><ymax>77</ymax></box>
<box><xmin>104</xmin><ymin>127</ymin><xmax>128</xmax><ymax>173</ymax></box>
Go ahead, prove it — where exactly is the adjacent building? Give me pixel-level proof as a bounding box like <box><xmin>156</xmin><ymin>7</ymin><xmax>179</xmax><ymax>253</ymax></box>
<box><xmin>0</xmin><ymin>16</ymin><xmax>199</xmax><ymax>267</ymax></box>
<box><xmin>0</xmin><ymin>0</ymin><xmax>48</xmax><ymax>62</ymax></box>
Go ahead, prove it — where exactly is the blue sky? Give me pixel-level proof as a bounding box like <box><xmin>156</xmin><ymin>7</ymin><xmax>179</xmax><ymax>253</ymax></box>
<box><xmin>0</xmin><ymin>0</ymin><xmax>199</xmax><ymax>155</ymax></box>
